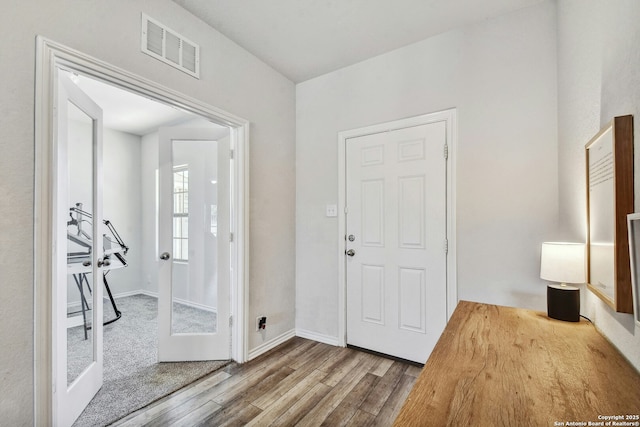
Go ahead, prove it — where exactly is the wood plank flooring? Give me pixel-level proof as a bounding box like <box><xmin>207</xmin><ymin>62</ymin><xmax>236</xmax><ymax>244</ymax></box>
<box><xmin>112</xmin><ymin>337</ymin><xmax>421</xmax><ymax>426</ymax></box>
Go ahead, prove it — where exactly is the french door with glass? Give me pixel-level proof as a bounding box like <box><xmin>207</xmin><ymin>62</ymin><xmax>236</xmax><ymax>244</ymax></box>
<box><xmin>157</xmin><ymin>127</ymin><xmax>231</xmax><ymax>361</ymax></box>
<box><xmin>54</xmin><ymin>72</ymin><xmax>104</xmax><ymax>427</ymax></box>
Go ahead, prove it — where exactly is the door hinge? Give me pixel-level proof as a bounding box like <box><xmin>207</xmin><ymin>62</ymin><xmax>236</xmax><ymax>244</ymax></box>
<box><xmin>344</xmin><ymin>206</ymin><xmax>349</xmax><ymax>214</ymax></box>
<box><xmin>230</xmin><ymin>149</ymin><xmax>234</xmax><ymax>159</ymax></box>
<box><xmin>229</xmin><ymin>315</ymin><xmax>233</xmax><ymax>327</ymax></box>
<box><xmin>444</xmin><ymin>239</ymin><xmax>449</xmax><ymax>254</ymax></box>
<box><xmin>444</xmin><ymin>144</ymin><xmax>449</xmax><ymax>160</ymax></box>
<box><xmin>230</xmin><ymin>232</ymin><xmax>234</xmax><ymax>242</ymax></box>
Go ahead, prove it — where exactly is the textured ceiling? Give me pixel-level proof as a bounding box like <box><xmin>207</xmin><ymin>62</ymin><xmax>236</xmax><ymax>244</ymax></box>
<box><xmin>174</xmin><ymin>0</ymin><xmax>545</xmax><ymax>82</ymax></box>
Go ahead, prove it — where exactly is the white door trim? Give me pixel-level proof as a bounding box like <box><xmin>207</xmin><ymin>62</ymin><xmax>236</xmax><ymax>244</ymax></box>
<box><xmin>34</xmin><ymin>36</ymin><xmax>250</xmax><ymax>424</ymax></box>
<box><xmin>337</xmin><ymin>109</ymin><xmax>457</xmax><ymax>347</ymax></box>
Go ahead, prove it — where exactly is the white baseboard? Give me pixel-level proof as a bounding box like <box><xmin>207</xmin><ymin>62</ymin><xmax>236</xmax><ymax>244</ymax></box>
<box><xmin>248</xmin><ymin>329</ymin><xmax>296</xmax><ymax>361</ymax></box>
<box><xmin>78</xmin><ymin>289</ymin><xmax>217</xmax><ymax>313</ymax></box>
<box><xmin>133</xmin><ymin>290</ymin><xmax>217</xmax><ymax>313</ymax></box>
<box><xmin>67</xmin><ymin>289</ymin><xmax>219</xmax><ymax>328</ymax></box>
<box><xmin>68</xmin><ymin>288</ymin><xmax>149</xmax><ymax>309</ymax></box>
<box><xmin>296</xmin><ymin>329</ymin><xmax>342</xmax><ymax>347</ymax></box>
<box><xmin>66</xmin><ymin>315</ymin><xmax>85</xmax><ymax>329</ymax></box>
<box><xmin>67</xmin><ymin>289</ymin><xmax>151</xmax><ymax>327</ymax></box>
<box><xmin>117</xmin><ymin>289</ymin><xmax>151</xmax><ymax>299</ymax></box>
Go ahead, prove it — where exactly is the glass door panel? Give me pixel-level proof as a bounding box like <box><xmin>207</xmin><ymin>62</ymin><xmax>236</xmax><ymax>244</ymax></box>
<box><xmin>66</xmin><ymin>101</ymin><xmax>95</xmax><ymax>386</ymax></box>
<box><xmin>171</xmin><ymin>140</ymin><xmax>218</xmax><ymax>334</ymax></box>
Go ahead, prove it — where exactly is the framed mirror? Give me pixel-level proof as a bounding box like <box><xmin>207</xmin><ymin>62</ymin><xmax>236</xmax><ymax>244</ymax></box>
<box><xmin>585</xmin><ymin>115</ymin><xmax>634</xmax><ymax>313</ymax></box>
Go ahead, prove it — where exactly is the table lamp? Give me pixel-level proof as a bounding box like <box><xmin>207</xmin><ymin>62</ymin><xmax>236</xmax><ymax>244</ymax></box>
<box><xmin>540</xmin><ymin>242</ymin><xmax>585</xmax><ymax>322</ymax></box>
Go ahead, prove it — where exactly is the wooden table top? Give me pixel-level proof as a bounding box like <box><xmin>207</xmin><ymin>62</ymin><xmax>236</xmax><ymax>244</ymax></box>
<box><xmin>394</xmin><ymin>300</ymin><xmax>640</xmax><ymax>426</ymax></box>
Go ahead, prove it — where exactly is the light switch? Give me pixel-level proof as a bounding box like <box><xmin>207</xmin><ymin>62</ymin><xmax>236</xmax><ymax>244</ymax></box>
<box><xmin>326</xmin><ymin>204</ymin><xmax>338</xmax><ymax>217</ymax></box>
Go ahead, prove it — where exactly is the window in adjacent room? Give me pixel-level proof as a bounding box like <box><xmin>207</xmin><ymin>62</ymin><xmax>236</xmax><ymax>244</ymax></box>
<box><xmin>173</xmin><ymin>166</ymin><xmax>189</xmax><ymax>261</ymax></box>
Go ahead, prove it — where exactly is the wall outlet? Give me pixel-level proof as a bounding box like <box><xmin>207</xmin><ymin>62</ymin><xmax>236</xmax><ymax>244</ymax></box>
<box><xmin>256</xmin><ymin>316</ymin><xmax>267</xmax><ymax>331</ymax></box>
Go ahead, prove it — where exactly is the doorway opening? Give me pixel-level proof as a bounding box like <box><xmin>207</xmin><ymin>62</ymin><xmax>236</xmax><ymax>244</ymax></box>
<box><xmin>34</xmin><ymin>37</ymin><xmax>249</xmax><ymax>425</ymax></box>
<box><xmin>63</xmin><ymin>70</ymin><xmax>231</xmax><ymax>424</ymax></box>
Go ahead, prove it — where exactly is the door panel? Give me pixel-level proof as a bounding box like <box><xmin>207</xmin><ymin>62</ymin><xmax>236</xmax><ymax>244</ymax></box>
<box><xmin>362</xmin><ymin>264</ymin><xmax>385</xmax><ymax>324</ymax></box>
<box><xmin>55</xmin><ymin>72</ymin><xmax>104</xmax><ymax>427</ymax></box>
<box><xmin>398</xmin><ymin>267</ymin><xmax>426</xmax><ymax>333</ymax></box>
<box><xmin>158</xmin><ymin>128</ymin><xmax>230</xmax><ymax>361</ymax></box>
<box><xmin>362</xmin><ymin>180</ymin><xmax>384</xmax><ymax>246</ymax></box>
<box><xmin>346</xmin><ymin>122</ymin><xmax>447</xmax><ymax>363</ymax></box>
<box><xmin>398</xmin><ymin>176</ymin><xmax>425</xmax><ymax>248</ymax></box>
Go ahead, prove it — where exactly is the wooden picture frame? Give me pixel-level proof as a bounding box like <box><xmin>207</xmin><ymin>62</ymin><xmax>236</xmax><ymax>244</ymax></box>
<box><xmin>586</xmin><ymin>115</ymin><xmax>634</xmax><ymax>313</ymax></box>
<box><xmin>627</xmin><ymin>213</ymin><xmax>640</xmax><ymax>326</ymax></box>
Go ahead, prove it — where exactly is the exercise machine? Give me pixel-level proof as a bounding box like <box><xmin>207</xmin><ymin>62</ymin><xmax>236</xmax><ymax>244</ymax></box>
<box><xmin>67</xmin><ymin>202</ymin><xmax>129</xmax><ymax>339</ymax></box>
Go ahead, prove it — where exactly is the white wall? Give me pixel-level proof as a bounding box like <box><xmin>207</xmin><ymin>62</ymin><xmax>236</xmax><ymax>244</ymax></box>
<box><xmin>557</xmin><ymin>0</ymin><xmax>640</xmax><ymax>371</ymax></box>
<box><xmin>103</xmin><ymin>127</ymin><xmax>144</xmax><ymax>296</ymax></box>
<box><xmin>0</xmin><ymin>0</ymin><xmax>295</xmax><ymax>423</ymax></box>
<box><xmin>296</xmin><ymin>2</ymin><xmax>559</xmax><ymax>338</ymax></box>
<box><xmin>141</xmin><ymin>131</ymin><xmax>160</xmax><ymax>296</ymax></box>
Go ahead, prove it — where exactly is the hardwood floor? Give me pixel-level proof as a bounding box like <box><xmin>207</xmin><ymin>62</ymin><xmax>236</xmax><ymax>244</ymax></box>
<box><xmin>112</xmin><ymin>337</ymin><xmax>421</xmax><ymax>426</ymax></box>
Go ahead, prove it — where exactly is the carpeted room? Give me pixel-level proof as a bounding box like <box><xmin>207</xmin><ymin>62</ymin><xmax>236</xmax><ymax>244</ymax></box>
<box><xmin>68</xmin><ymin>295</ymin><xmax>228</xmax><ymax>426</ymax></box>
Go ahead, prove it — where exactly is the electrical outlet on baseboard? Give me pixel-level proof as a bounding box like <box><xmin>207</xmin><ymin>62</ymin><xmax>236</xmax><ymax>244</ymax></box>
<box><xmin>256</xmin><ymin>316</ymin><xmax>267</xmax><ymax>331</ymax></box>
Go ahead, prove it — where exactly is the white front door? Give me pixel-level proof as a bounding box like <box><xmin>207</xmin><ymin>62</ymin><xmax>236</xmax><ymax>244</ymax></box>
<box><xmin>54</xmin><ymin>72</ymin><xmax>104</xmax><ymax>426</ymax></box>
<box><xmin>345</xmin><ymin>122</ymin><xmax>448</xmax><ymax>363</ymax></box>
<box><xmin>158</xmin><ymin>127</ymin><xmax>231</xmax><ymax>361</ymax></box>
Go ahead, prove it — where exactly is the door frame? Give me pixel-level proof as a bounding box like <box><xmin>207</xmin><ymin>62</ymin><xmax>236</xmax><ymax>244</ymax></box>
<box><xmin>34</xmin><ymin>37</ymin><xmax>250</xmax><ymax>424</ymax></box>
<box><xmin>337</xmin><ymin>109</ymin><xmax>457</xmax><ymax>347</ymax></box>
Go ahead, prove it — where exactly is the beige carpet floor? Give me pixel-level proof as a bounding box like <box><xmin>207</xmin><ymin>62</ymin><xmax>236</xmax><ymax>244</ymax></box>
<box><xmin>67</xmin><ymin>294</ymin><xmax>229</xmax><ymax>427</ymax></box>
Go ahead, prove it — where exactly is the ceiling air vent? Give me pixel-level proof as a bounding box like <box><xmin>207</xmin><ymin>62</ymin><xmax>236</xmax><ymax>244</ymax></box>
<box><xmin>141</xmin><ymin>13</ymin><xmax>200</xmax><ymax>78</ymax></box>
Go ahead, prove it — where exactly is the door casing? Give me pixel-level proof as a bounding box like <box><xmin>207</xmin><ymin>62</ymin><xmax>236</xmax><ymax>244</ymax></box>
<box><xmin>34</xmin><ymin>36</ymin><xmax>250</xmax><ymax>424</ymax></box>
<box><xmin>337</xmin><ymin>109</ymin><xmax>457</xmax><ymax>347</ymax></box>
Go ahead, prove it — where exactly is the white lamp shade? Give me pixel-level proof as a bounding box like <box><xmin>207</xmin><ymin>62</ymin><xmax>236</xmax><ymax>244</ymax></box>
<box><xmin>540</xmin><ymin>242</ymin><xmax>586</xmax><ymax>284</ymax></box>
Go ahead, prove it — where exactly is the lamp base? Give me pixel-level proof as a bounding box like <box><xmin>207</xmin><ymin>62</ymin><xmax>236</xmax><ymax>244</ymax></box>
<box><xmin>547</xmin><ymin>284</ymin><xmax>580</xmax><ymax>322</ymax></box>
